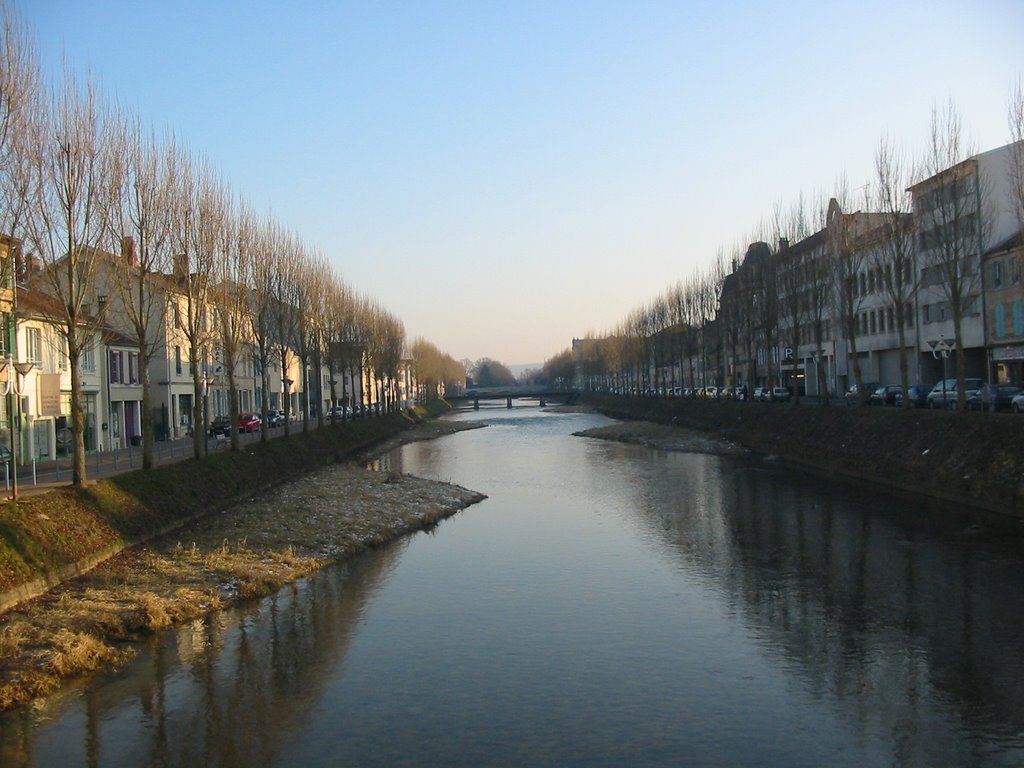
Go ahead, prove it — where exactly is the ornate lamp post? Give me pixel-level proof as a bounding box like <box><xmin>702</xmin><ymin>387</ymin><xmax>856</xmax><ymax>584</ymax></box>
<box><xmin>929</xmin><ymin>336</ymin><xmax>953</xmax><ymax>405</ymax></box>
<box><xmin>0</xmin><ymin>355</ymin><xmax>35</xmax><ymax>500</ymax></box>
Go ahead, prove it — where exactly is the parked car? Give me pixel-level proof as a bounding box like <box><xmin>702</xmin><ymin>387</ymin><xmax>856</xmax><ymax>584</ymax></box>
<box><xmin>869</xmin><ymin>385</ymin><xmax>903</xmax><ymax>407</ymax></box>
<box><xmin>893</xmin><ymin>384</ymin><xmax>932</xmax><ymax>409</ymax></box>
<box><xmin>927</xmin><ymin>378</ymin><xmax>983</xmax><ymax>409</ymax></box>
<box><xmin>967</xmin><ymin>384</ymin><xmax>1020</xmax><ymax>411</ymax></box>
<box><xmin>770</xmin><ymin>386</ymin><xmax>792</xmax><ymax>402</ymax></box>
<box><xmin>238</xmin><ymin>413</ymin><xmax>261</xmax><ymax>432</ymax></box>
<box><xmin>328</xmin><ymin>405</ymin><xmax>349</xmax><ymax>420</ymax></box>
<box><xmin>734</xmin><ymin>385</ymin><xmax>748</xmax><ymax>401</ymax></box>
<box><xmin>844</xmin><ymin>382</ymin><xmax>879</xmax><ymax>406</ymax></box>
<box><xmin>752</xmin><ymin>386</ymin><xmax>770</xmax><ymax>402</ymax></box>
<box><xmin>719</xmin><ymin>386</ymin><xmax>734</xmax><ymax>400</ymax></box>
<box><xmin>208</xmin><ymin>415</ymin><xmax>232</xmax><ymax>436</ymax></box>
<box><xmin>1012</xmin><ymin>392</ymin><xmax>1024</xmax><ymax>413</ymax></box>
<box><xmin>266</xmin><ymin>409</ymin><xmax>285</xmax><ymax>427</ymax></box>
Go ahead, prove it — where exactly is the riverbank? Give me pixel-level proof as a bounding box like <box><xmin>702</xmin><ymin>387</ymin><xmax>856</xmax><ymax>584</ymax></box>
<box><xmin>581</xmin><ymin>393</ymin><xmax>1024</xmax><ymax>518</ymax></box>
<box><xmin>573</xmin><ymin>421</ymin><xmax>747</xmax><ymax>456</ymax></box>
<box><xmin>0</xmin><ymin>406</ymin><xmax>487</xmax><ymax>710</ymax></box>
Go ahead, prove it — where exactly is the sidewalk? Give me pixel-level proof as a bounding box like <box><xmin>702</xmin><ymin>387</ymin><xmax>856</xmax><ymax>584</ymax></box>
<box><xmin>2</xmin><ymin>420</ymin><xmax>322</xmax><ymax>497</ymax></box>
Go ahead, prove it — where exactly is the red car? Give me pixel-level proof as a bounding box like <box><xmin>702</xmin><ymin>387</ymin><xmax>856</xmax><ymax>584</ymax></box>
<box><xmin>238</xmin><ymin>413</ymin><xmax>261</xmax><ymax>432</ymax></box>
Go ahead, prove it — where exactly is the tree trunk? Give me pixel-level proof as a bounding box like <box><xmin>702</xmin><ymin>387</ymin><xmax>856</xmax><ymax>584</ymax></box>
<box><xmin>140</xmin><ymin>347</ymin><xmax>154</xmax><ymax>469</ymax></box>
<box><xmin>70</xmin><ymin>355</ymin><xmax>87</xmax><ymax>486</ymax></box>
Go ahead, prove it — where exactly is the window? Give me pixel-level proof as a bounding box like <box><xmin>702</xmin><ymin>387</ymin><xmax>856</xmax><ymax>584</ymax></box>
<box><xmin>887</xmin><ymin>307</ymin><xmax>894</xmax><ymax>332</ymax></box>
<box><xmin>1015</xmin><ymin>301</ymin><xmax>1024</xmax><ymax>337</ymax></box>
<box><xmin>923</xmin><ymin>305</ymin><xmax>931</xmax><ymax>324</ymax></box>
<box><xmin>82</xmin><ymin>342</ymin><xmax>95</xmax><ymax>372</ymax></box>
<box><xmin>128</xmin><ymin>352</ymin><xmax>140</xmax><ymax>384</ymax></box>
<box><xmin>859</xmin><ymin>273</ymin><xmax>867</xmax><ymax>296</ymax></box>
<box><xmin>869</xmin><ymin>312</ymin><xmax>877</xmax><ymax>335</ymax></box>
<box><xmin>109</xmin><ymin>350</ymin><xmax>123</xmax><ymax>383</ymax></box>
<box><xmin>26</xmin><ymin>327</ymin><xmax>41</xmax><ymax>365</ymax></box>
<box><xmin>993</xmin><ymin>260</ymin><xmax>1004</xmax><ymax>288</ymax></box>
<box><xmin>995</xmin><ymin>304</ymin><xmax>1006</xmax><ymax>338</ymax></box>
<box><xmin>175</xmin><ymin>345</ymin><xmax>182</xmax><ymax>376</ymax></box>
<box><xmin>906</xmin><ymin>302</ymin><xmax>915</xmax><ymax>328</ymax></box>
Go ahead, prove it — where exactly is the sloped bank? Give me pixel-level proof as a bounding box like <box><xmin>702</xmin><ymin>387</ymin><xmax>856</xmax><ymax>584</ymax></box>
<box><xmin>582</xmin><ymin>393</ymin><xmax>1024</xmax><ymax>519</ymax></box>
<box><xmin>0</xmin><ymin>401</ymin><xmax>455</xmax><ymax>610</ymax></box>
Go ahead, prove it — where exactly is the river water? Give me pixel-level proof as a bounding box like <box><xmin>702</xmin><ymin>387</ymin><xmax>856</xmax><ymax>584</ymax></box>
<box><xmin>3</xmin><ymin>405</ymin><xmax>1024</xmax><ymax>767</ymax></box>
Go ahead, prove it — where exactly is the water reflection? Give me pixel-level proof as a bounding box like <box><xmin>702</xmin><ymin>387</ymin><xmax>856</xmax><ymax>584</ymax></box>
<box><xmin>0</xmin><ymin>542</ymin><xmax>407</xmax><ymax>768</ymax></box>
<box><xmin>3</xmin><ymin>406</ymin><xmax>1024</xmax><ymax>767</ymax></box>
<box><xmin>608</xmin><ymin>446</ymin><xmax>1024</xmax><ymax>766</ymax></box>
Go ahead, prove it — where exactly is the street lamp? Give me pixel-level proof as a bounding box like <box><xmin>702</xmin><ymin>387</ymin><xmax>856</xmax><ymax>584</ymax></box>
<box><xmin>0</xmin><ymin>355</ymin><xmax>35</xmax><ymax>500</ymax></box>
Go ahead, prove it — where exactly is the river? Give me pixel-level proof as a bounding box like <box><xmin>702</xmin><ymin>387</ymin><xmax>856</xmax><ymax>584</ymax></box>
<box><xmin>2</xmin><ymin>404</ymin><xmax>1024</xmax><ymax>767</ymax></box>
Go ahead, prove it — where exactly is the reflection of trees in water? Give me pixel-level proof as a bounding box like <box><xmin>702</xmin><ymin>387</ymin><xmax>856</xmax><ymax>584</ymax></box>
<box><xmin>625</xmin><ymin>451</ymin><xmax>1024</xmax><ymax>763</ymax></box>
<box><xmin>1</xmin><ymin>543</ymin><xmax>406</xmax><ymax>767</ymax></box>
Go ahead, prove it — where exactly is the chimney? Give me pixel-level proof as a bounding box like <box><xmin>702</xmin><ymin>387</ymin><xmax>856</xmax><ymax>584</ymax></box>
<box><xmin>778</xmin><ymin>237</ymin><xmax>789</xmax><ymax>252</ymax></box>
<box><xmin>121</xmin><ymin>236</ymin><xmax>137</xmax><ymax>267</ymax></box>
<box><xmin>173</xmin><ymin>252</ymin><xmax>189</xmax><ymax>279</ymax></box>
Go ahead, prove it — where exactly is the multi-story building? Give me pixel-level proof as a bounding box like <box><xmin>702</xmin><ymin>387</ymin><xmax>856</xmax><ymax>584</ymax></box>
<box><xmin>909</xmin><ymin>141</ymin><xmax>1023</xmax><ymax>384</ymax></box>
<box><xmin>984</xmin><ymin>233</ymin><xmax>1024</xmax><ymax>383</ymax></box>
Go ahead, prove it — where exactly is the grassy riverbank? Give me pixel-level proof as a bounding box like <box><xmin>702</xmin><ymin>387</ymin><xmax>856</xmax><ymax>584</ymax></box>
<box><xmin>0</xmin><ymin>402</ymin><xmax>489</xmax><ymax>710</ymax></box>
<box><xmin>582</xmin><ymin>393</ymin><xmax>1024</xmax><ymax>518</ymax></box>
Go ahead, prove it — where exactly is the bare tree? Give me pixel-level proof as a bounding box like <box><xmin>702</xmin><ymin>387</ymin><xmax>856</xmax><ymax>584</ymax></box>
<box><xmin>776</xmin><ymin>199</ymin><xmax>811</xmax><ymax>399</ymax></box>
<box><xmin>914</xmin><ymin>101</ymin><xmax>983</xmax><ymax>409</ymax></box>
<box><xmin>103</xmin><ymin>114</ymin><xmax>174</xmax><ymax>466</ymax></box>
<box><xmin>213</xmin><ymin>197</ymin><xmax>254</xmax><ymax>451</ymax></box>
<box><xmin>1010</xmin><ymin>80</ymin><xmax>1024</xmax><ymax>234</ymax></box>
<box><xmin>23</xmin><ymin>72</ymin><xmax>111</xmax><ymax>485</ymax></box>
<box><xmin>170</xmin><ymin>153</ymin><xmax>222</xmax><ymax>459</ymax></box>
<box><xmin>0</xmin><ymin>1</ymin><xmax>39</xmax><ymax>246</ymax></box>
<box><xmin>272</xmin><ymin>232</ymin><xmax>301</xmax><ymax>433</ymax></box>
<box><xmin>872</xmin><ymin>136</ymin><xmax>918</xmax><ymax>407</ymax></box>
<box><xmin>246</xmin><ymin>216</ymin><xmax>278</xmax><ymax>441</ymax></box>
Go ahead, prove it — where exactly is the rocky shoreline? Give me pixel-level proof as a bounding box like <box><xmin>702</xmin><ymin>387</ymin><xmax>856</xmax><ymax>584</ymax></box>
<box><xmin>0</xmin><ymin>419</ymin><xmax>487</xmax><ymax>711</ymax></box>
<box><xmin>573</xmin><ymin>421</ymin><xmax>748</xmax><ymax>457</ymax></box>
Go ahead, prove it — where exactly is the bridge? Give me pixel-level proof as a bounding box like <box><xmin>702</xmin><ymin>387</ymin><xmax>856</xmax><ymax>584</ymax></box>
<box><xmin>447</xmin><ymin>386</ymin><xmax>580</xmax><ymax>409</ymax></box>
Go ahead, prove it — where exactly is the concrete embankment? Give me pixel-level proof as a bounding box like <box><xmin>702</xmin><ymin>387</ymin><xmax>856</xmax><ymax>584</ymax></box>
<box><xmin>582</xmin><ymin>393</ymin><xmax>1024</xmax><ymax>519</ymax></box>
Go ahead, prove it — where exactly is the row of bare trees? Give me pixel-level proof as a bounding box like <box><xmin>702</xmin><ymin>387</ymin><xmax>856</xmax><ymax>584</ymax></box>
<box><xmin>0</xmin><ymin>5</ymin><xmax>446</xmax><ymax>486</ymax></box>
<box><xmin>548</xmin><ymin>94</ymin><xmax>1024</xmax><ymax>409</ymax></box>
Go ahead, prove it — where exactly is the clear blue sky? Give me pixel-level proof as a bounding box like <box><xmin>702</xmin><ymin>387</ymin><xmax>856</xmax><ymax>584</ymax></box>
<box><xmin>21</xmin><ymin>0</ymin><xmax>1024</xmax><ymax>367</ymax></box>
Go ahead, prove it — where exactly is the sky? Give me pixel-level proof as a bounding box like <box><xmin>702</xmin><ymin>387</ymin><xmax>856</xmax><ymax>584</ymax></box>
<box><xmin>19</xmin><ymin>0</ymin><xmax>1024</xmax><ymax>367</ymax></box>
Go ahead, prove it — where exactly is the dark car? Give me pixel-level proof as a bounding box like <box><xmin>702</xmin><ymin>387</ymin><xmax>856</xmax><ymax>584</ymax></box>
<box><xmin>967</xmin><ymin>384</ymin><xmax>1020</xmax><ymax>412</ymax></box>
<box><xmin>893</xmin><ymin>383</ymin><xmax>932</xmax><ymax>409</ymax></box>
<box><xmin>238</xmin><ymin>413</ymin><xmax>261</xmax><ymax>432</ymax></box>
<box><xmin>770</xmin><ymin>386</ymin><xmax>792</xmax><ymax>402</ymax></box>
<box><xmin>869</xmin><ymin>385</ymin><xmax>902</xmax><ymax>407</ymax></box>
<box><xmin>266</xmin><ymin>409</ymin><xmax>285</xmax><ymax>427</ymax></box>
<box><xmin>208</xmin><ymin>416</ymin><xmax>232</xmax><ymax>436</ymax></box>
<box><xmin>844</xmin><ymin>382</ymin><xmax>879</xmax><ymax>406</ymax></box>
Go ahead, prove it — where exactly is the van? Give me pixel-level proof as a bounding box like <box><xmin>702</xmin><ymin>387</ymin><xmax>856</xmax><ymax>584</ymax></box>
<box><xmin>927</xmin><ymin>378</ymin><xmax>983</xmax><ymax>409</ymax></box>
